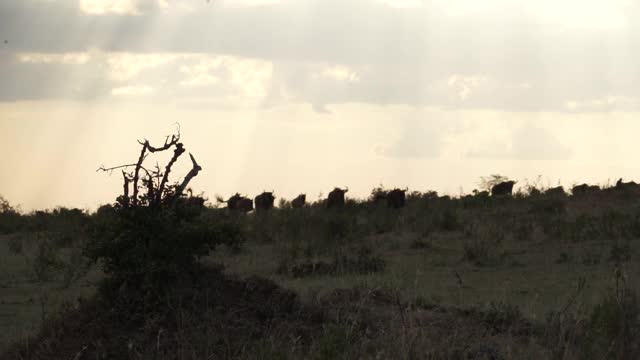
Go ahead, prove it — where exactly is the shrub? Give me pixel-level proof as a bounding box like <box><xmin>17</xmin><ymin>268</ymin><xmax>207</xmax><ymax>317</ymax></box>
<box><xmin>440</xmin><ymin>208</ymin><xmax>460</xmax><ymax>231</ymax></box>
<box><xmin>316</xmin><ymin>324</ymin><xmax>353</xmax><ymax>360</ymax></box>
<box><xmin>582</xmin><ymin>271</ymin><xmax>640</xmax><ymax>359</ymax></box>
<box><xmin>30</xmin><ymin>239</ymin><xmax>65</xmax><ymax>282</ymax></box>
<box><xmin>86</xmin><ymin>196</ymin><xmax>242</xmax><ymax>297</ymax></box>
<box><xmin>0</xmin><ymin>195</ymin><xmax>23</xmax><ymax>234</ymax></box>
<box><xmin>462</xmin><ymin>239</ymin><xmax>490</xmax><ymax>266</ymax></box>
<box><xmin>85</xmin><ymin>132</ymin><xmax>243</xmax><ymax>304</ymax></box>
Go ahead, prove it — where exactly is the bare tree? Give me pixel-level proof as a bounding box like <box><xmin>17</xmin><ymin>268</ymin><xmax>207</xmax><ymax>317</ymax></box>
<box><xmin>97</xmin><ymin>128</ymin><xmax>202</xmax><ymax>208</ymax></box>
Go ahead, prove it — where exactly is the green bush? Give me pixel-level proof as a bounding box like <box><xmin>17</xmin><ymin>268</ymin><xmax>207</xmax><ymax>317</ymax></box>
<box><xmin>30</xmin><ymin>239</ymin><xmax>65</xmax><ymax>282</ymax></box>
<box><xmin>582</xmin><ymin>283</ymin><xmax>640</xmax><ymax>359</ymax></box>
<box><xmin>316</xmin><ymin>324</ymin><xmax>352</xmax><ymax>360</ymax></box>
<box><xmin>85</xmin><ymin>196</ymin><xmax>243</xmax><ymax>298</ymax></box>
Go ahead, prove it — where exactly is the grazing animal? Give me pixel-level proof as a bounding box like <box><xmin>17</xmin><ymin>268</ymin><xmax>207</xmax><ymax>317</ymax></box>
<box><xmin>615</xmin><ymin>178</ymin><xmax>640</xmax><ymax>193</ymax></box>
<box><xmin>386</xmin><ymin>187</ymin><xmax>408</xmax><ymax>209</ymax></box>
<box><xmin>223</xmin><ymin>193</ymin><xmax>253</xmax><ymax>213</ymax></box>
<box><xmin>291</xmin><ymin>194</ymin><xmax>306</xmax><ymax>208</ymax></box>
<box><xmin>572</xmin><ymin>184</ymin><xmax>600</xmax><ymax>196</ymax></box>
<box><xmin>254</xmin><ymin>191</ymin><xmax>275</xmax><ymax>212</ymax></box>
<box><xmin>327</xmin><ymin>187</ymin><xmax>349</xmax><ymax>208</ymax></box>
<box><xmin>491</xmin><ymin>181</ymin><xmax>516</xmax><ymax>196</ymax></box>
<box><xmin>545</xmin><ymin>186</ymin><xmax>566</xmax><ymax>197</ymax></box>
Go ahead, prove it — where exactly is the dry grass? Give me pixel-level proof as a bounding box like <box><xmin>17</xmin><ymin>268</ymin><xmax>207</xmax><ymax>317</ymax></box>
<box><xmin>1</xmin><ymin>191</ymin><xmax>640</xmax><ymax>358</ymax></box>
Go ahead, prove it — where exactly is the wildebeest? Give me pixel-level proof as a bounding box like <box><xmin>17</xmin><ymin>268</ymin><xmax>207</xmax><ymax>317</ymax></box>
<box><xmin>614</xmin><ymin>178</ymin><xmax>640</xmax><ymax>193</ymax></box>
<box><xmin>386</xmin><ymin>187</ymin><xmax>408</xmax><ymax>209</ymax></box>
<box><xmin>327</xmin><ymin>187</ymin><xmax>349</xmax><ymax>208</ymax></box>
<box><xmin>254</xmin><ymin>191</ymin><xmax>275</xmax><ymax>212</ymax></box>
<box><xmin>222</xmin><ymin>193</ymin><xmax>253</xmax><ymax>213</ymax></box>
<box><xmin>291</xmin><ymin>194</ymin><xmax>306</xmax><ymax>208</ymax></box>
<box><xmin>572</xmin><ymin>184</ymin><xmax>600</xmax><ymax>196</ymax></box>
<box><xmin>545</xmin><ymin>186</ymin><xmax>566</xmax><ymax>197</ymax></box>
<box><xmin>491</xmin><ymin>181</ymin><xmax>516</xmax><ymax>196</ymax></box>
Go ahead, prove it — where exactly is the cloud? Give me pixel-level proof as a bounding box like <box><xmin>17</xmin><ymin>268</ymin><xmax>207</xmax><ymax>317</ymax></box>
<box><xmin>468</xmin><ymin>122</ymin><xmax>572</xmax><ymax>160</ymax></box>
<box><xmin>106</xmin><ymin>53</ymin><xmax>179</xmax><ymax>81</ymax></box>
<box><xmin>313</xmin><ymin>65</ymin><xmax>360</xmax><ymax>83</ymax></box>
<box><xmin>179</xmin><ymin>73</ymin><xmax>219</xmax><ymax>88</ymax></box>
<box><xmin>447</xmin><ymin>74</ymin><xmax>487</xmax><ymax>101</ymax></box>
<box><xmin>376</xmin><ymin>0</ymin><xmax>423</xmax><ymax>8</ymax></box>
<box><xmin>566</xmin><ymin>96</ymin><xmax>640</xmax><ymax>112</ymax></box>
<box><xmin>79</xmin><ymin>0</ymin><xmax>167</xmax><ymax>15</ymax></box>
<box><xmin>1</xmin><ymin>0</ymin><xmax>640</xmax><ymax>111</ymax></box>
<box><xmin>18</xmin><ymin>52</ymin><xmax>92</xmax><ymax>65</ymax></box>
<box><xmin>376</xmin><ymin>119</ymin><xmax>442</xmax><ymax>158</ymax></box>
<box><xmin>511</xmin><ymin>124</ymin><xmax>572</xmax><ymax>160</ymax></box>
<box><xmin>111</xmin><ymin>84</ymin><xmax>154</xmax><ymax>96</ymax></box>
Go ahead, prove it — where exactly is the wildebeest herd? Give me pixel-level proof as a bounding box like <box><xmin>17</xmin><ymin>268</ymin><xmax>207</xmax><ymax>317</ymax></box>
<box><xmin>218</xmin><ymin>178</ymin><xmax>640</xmax><ymax>213</ymax></box>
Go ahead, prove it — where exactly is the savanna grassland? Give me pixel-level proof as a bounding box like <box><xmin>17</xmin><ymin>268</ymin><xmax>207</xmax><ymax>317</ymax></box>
<box><xmin>1</xmin><ymin>185</ymin><xmax>639</xmax><ymax>359</ymax></box>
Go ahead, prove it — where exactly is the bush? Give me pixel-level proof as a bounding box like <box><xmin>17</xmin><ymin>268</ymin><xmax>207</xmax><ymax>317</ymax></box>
<box><xmin>316</xmin><ymin>324</ymin><xmax>353</xmax><ymax>360</ymax></box>
<box><xmin>581</xmin><ymin>269</ymin><xmax>640</xmax><ymax>360</ymax></box>
<box><xmin>85</xmin><ymin>196</ymin><xmax>243</xmax><ymax>299</ymax></box>
<box><xmin>0</xmin><ymin>195</ymin><xmax>23</xmax><ymax>234</ymax></box>
<box><xmin>85</xmin><ymin>132</ymin><xmax>244</xmax><ymax>305</ymax></box>
<box><xmin>30</xmin><ymin>239</ymin><xmax>65</xmax><ymax>282</ymax></box>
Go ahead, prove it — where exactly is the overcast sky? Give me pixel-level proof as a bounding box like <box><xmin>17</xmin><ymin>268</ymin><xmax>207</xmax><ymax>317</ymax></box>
<box><xmin>1</xmin><ymin>0</ymin><xmax>639</xmax><ymax>210</ymax></box>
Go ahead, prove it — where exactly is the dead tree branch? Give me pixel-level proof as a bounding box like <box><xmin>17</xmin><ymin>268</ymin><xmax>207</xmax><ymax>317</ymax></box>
<box><xmin>99</xmin><ymin>127</ymin><xmax>201</xmax><ymax>208</ymax></box>
<box><xmin>173</xmin><ymin>153</ymin><xmax>202</xmax><ymax>200</ymax></box>
<box><xmin>132</xmin><ymin>142</ymin><xmax>150</xmax><ymax>206</ymax></box>
<box><xmin>122</xmin><ymin>171</ymin><xmax>130</xmax><ymax>208</ymax></box>
<box><xmin>154</xmin><ymin>143</ymin><xmax>185</xmax><ymax>205</ymax></box>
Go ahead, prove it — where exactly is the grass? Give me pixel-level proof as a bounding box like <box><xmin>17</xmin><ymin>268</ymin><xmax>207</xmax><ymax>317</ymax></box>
<box><xmin>1</xmin><ymin>190</ymin><xmax>640</xmax><ymax>358</ymax></box>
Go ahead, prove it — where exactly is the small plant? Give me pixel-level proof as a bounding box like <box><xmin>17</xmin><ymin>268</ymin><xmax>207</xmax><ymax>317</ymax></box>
<box><xmin>462</xmin><ymin>239</ymin><xmax>490</xmax><ymax>266</ymax></box>
<box><xmin>30</xmin><ymin>240</ymin><xmax>64</xmax><ymax>282</ymax></box>
<box><xmin>440</xmin><ymin>209</ymin><xmax>459</xmax><ymax>231</ymax></box>
<box><xmin>7</xmin><ymin>235</ymin><xmax>23</xmax><ymax>255</ymax></box>
<box><xmin>609</xmin><ymin>242</ymin><xmax>632</xmax><ymax>262</ymax></box>
<box><xmin>409</xmin><ymin>237</ymin><xmax>431</xmax><ymax>250</ymax></box>
<box><xmin>316</xmin><ymin>324</ymin><xmax>352</xmax><ymax>360</ymax></box>
<box><xmin>555</xmin><ymin>252</ymin><xmax>571</xmax><ymax>264</ymax></box>
<box><xmin>582</xmin><ymin>267</ymin><xmax>640</xmax><ymax>359</ymax></box>
<box><xmin>582</xmin><ymin>249</ymin><xmax>601</xmax><ymax>266</ymax></box>
<box><xmin>483</xmin><ymin>301</ymin><xmax>530</xmax><ymax>335</ymax></box>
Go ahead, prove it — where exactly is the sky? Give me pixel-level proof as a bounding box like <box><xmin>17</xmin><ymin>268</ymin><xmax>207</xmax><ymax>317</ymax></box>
<box><xmin>1</xmin><ymin>0</ymin><xmax>640</xmax><ymax>211</ymax></box>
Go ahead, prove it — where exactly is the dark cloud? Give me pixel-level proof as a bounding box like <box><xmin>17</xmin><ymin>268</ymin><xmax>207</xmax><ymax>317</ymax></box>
<box><xmin>1</xmin><ymin>0</ymin><xmax>639</xmax><ymax>111</ymax></box>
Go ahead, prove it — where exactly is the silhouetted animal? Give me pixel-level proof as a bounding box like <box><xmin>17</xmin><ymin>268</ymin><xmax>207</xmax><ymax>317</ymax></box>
<box><xmin>491</xmin><ymin>181</ymin><xmax>516</xmax><ymax>196</ymax></box>
<box><xmin>254</xmin><ymin>191</ymin><xmax>275</xmax><ymax>212</ymax></box>
<box><xmin>615</xmin><ymin>178</ymin><xmax>640</xmax><ymax>193</ymax></box>
<box><xmin>327</xmin><ymin>187</ymin><xmax>348</xmax><ymax>208</ymax></box>
<box><xmin>223</xmin><ymin>193</ymin><xmax>253</xmax><ymax>213</ymax></box>
<box><xmin>386</xmin><ymin>188</ymin><xmax>408</xmax><ymax>209</ymax></box>
<box><xmin>572</xmin><ymin>184</ymin><xmax>600</xmax><ymax>196</ymax></box>
<box><xmin>545</xmin><ymin>186</ymin><xmax>566</xmax><ymax>197</ymax></box>
<box><xmin>291</xmin><ymin>194</ymin><xmax>306</xmax><ymax>208</ymax></box>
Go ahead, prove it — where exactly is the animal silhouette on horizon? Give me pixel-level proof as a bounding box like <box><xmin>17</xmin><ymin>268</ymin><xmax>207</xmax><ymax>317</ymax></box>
<box><xmin>491</xmin><ymin>181</ymin><xmax>516</xmax><ymax>196</ymax></box>
<box><xmin>291</xmin><ymin>194</ymin><xmax>306</xmax><ymax>208</ymax></box>
<box><xmin>221</xmin><ymin>193</ymin><xmax>253</xmax><ymax>213</ymax></box>
<box><xmin>254</xmin><ymin>191</ymin><xmax>275</xmax><ymax>213</ymax></box>
<box><xmin>327</xmin><ymin>187</ymin><xmax>349</xmax><ymax>208</ymax></box>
